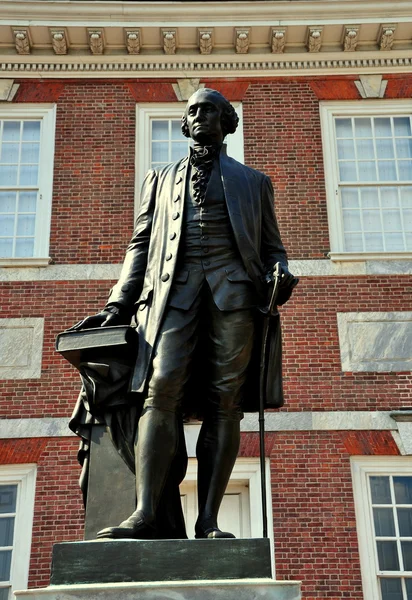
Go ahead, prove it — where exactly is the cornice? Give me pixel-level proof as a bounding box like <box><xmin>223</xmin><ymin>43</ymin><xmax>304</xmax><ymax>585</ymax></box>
<box><xmin>1</xmin><ymin>53</ymin><xmax>412</xmax><ymax>78</ymax></box>
<box><xmin>1</xmin><ymin>1</ymin><xmax>412</xmax><ymax>25</ymax></box>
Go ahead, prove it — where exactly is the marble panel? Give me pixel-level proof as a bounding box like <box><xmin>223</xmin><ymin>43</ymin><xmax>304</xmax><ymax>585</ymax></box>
<box><xmin>0</xmin><ymin>318</ymin><xmax>44</xmax><ymax>379</ymax></box>
<box><xmin>337</xmin><ymin>312</ymin><xmax>412</xmax><ymax>372</ymax></box>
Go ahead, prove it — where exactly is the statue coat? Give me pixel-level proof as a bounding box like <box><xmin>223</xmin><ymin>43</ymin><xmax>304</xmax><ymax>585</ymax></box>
<box><xmin>107</xmin><ymin>147</ymin><xmax>288</xmax><ymax>410</ymax></box>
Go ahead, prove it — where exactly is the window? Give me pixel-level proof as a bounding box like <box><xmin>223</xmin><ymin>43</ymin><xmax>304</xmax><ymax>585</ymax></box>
<box><xmin>0</xmin><ymin>105</ymin><xmax>56</xmax><ymax>266</ymax></box>
<box><xmin>0</xmin><ymin>465</ymin><xmax>36</xmax><ymax>600</ymax></box>
<box><xmin>320</xmin><ymin>101</ymin><xmax>412</xmax><ymax>260</ymax></box>
<box><xmin>135</xmin><ymin>103</ymin><xmax>244</xmax><ymax>210</ymax></box>
<box><xmin>352</xmin><ymin>457</ymin><xmax>412</xmax><ymax>600</ymax></box>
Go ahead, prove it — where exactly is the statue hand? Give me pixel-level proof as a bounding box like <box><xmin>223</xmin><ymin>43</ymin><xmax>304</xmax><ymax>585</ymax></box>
<box><xmin>276</xmin><ymin>265</ymin><xmax>299</xmax><ymax>306</ymax></box>
<box><xmin>67</xmin><ymin>306</ymin><xmax>129</xmax><ymax>331</ymax></box>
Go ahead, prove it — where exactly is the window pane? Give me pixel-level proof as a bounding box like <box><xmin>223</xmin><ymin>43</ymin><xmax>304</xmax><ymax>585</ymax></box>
<box><xmin>383</xmin><ymin>210</ymin><xmax>402</xmax><ymax>232</ymax></box>
<box><xmin>394</xmin><ymin>117</ymin><xmax>412</xmax><ymax>137</ymax></box>
<box><xmin>385</xmin><ymin>233</ymin><xmax>405</xmax><ymax>251</ymax></box>
<box><xmin>18</xmin><ymin>192</ymin><xmax>37</xmax><ymax>212</ymax></box>
<box><xmin>19</xmin><ymin>165</ymin><xmax>38</xmax><ymax>186</ymax></box>
<box><xmin>370</xmin><ymin>476</ymin><xmax>392</xmax><ymax>504</ymax></box>
<box><xmin>377</xmin><ymin>139</ymin><xmax>395</xmax><ymax>159</ymax></box>
<box><xmin>16</xmin><ymin>215</ymin><xmax>35</xmax><ymax>236</ymax></box>
<box><xmin>394</xmin><ymin>477</ymin><xmax>412</xmax><ymax>504</ymax></box>
<box><xmin>402</xmin><ymin>542</ymin><xmax>412</xmax><ymax>571</ymax></box>
<box><xmin>375</xmin><ymin>118</ymin><xmax>392</xmax><ymax>137</ymax></box>
<box><xmin>381</xmin><ymin>187</ymin><xmax>399</xmax><ymax>208</ymax></box>
<box><xmin>0</xmin><ymin>588</ymin><xmax>10</xmax><ymax>600</ymax></box>
<box><xmin>0</xmin><ymin>518</ymin><xmax>14</xmax><ymax>547</ymax></box>
<box><xmin>0</xmin><ymin>487</ymin><xmax>17</xmax><ymax>514</ymax></box>
<box><xmin>398</xmin><ymin>508</ymin><xmax>412</xmax><ymax>537</ymax></box>
<box><xmin>0</xmin><ymin>551</ymin><xmax>12</xmax><ymax>581</ymax></box>
<box><xmin>0</xmin><ymin>166</ymin><xmax>17</xmax><ymax>186</ymax></box>
<box><xmin>2</xmin><ymin>122</ymin><xmax>20</xmax><ymax>142</ymax></box>
<box><xmin>359</xmin><ymin>161</ymin><xmax>377</xmax><ymax>182</ymax></box>
<box><xmin>405</xmin><ymin>578</ymin><xmax>412</xmax><ymax>599</ymax></box>
<box><xmin>377</xmin><ymin>541</ymin><xmax>400</xmax><ymax>571</ymax></box>
<box><xmin>399</xmin><ymin>161</ymin><xmax>412</xmax><ymax>181</ymax></box>
<box><xmin>404</xmin><ymin>210</ymin><xmax>412</xmax><ymax>230</ymax></box>
<box><xmin>401</xmin><ymin>187</ymin><xmax>412</xmax><ymax>208</ymax></box>
<box><xmin>0</xmin><ymin>192</ymin><xmax>16</xmax><ymax>213</ymax></box>
<box><xmin>344</xmin><ymin>232</ymin><xmax>363</xmax><ymax>252</ymax></box>
<box><xmin>355</xmin><ymin>118</ymin><xmax>372</xmax><ymax>138</ymax></box>
<box><xmin>341</xmin><ymin>188</ymin><xmax>359</xmax><ymax>208</ymax></box>
<box><xmin>356</xmin><ymin>139</ymin><xmax>374</xmax><ymax>159</ymax></box>
<box><xmin>171</xmin><ymin>120</ymin><xmax>183</xmax><ymax>141</ymax></box>
<box><xmin>152</xmin><ymin>142</ymin><xmax>168</xmax><ymax>163</ymax></box>
<box><xmin>339</xmin><ymin>161</ymin><xmax>357</xmax><ymax>182</ymax></box>
<box><xmin>0</xmin><ymin>239</ymin><xmax>12</xmax><ymax>257</ymax></box>
<box><xmin>152</xmin><ymin>121</ymin><xmax>168</xmax><ymax>140</ymax></box>
<box><xmin>380</xmin><ymin>578</ymin><xmax>403</xmax><ymax>600</ymax></box>
<box><xmin>343</xmin><ymin>210</ymin><xmax>361</xmax><ymax>232</ymax></box>
<box><xmin>406</xmin><ymin>233</ymin><xmax>412</xmax><ymax>250</ymax></box>
<box><xmin>171</xmin><ymin>142</ymin><xmax>187</xmax><ymax>162</ymax></box>
<box><xmin>361</xmin><ymin>187</ymin><xmax>379</xmax><ymax>208</ymax></box>
<box><xmin>396</xmin><ymin>139</ymin><xmax>412</xmax><ymax>159</ymax></box>
<box><xmin>374</xmin><ymin>507</ymin><xmax>396</xmax><ymax>537</ymax></box>
<box><xmin>337</xmin><ymin>139</ymin><xmax>355</xmax><ymax>159</ymax></box>
<box><xmin>15</xmin><ymin>238</ymin><xmax>34</xmax><ymax>257</ymax></box>
<box><xmin>335</xmin><ymin>118</ymin><xmax>352</xmax><ymax>138</ymax></box>
<box><xmin>21</xmin><ymin>143</ymin><xmax>40</xmax><ymax>164</ymax></box>
<box><xmin>0</xmin><ymin>143</ymin><xmax>19</xmax><ymax>164</ymax></box>
<box><xmin>378</xmin><ymin>161</ymin><xmax>397</xmax><ymax>181</ymax></box>
<box><xmin>22</xmin><ymin>121</ymin><xmax>40</xmax><ymax>142</ymax></box>
<box><xmin>0</xmin><ymin>216</ymin><xmax>14</xmax><ymax>236</ymax></box>
<box><xmin>363</xmin><ymin>210</ymin><xmax>381</xmax><ymax>232</ymax></box>
<box><xmin>364</xmin><ymin>232</ymin><xmax>384</xmax><ymax>251</ymax></box>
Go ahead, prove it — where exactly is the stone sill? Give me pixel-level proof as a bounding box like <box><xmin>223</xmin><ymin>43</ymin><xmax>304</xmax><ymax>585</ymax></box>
<box><xmin>329</xmin><ymin>252</ymin><xmax>412</xmax><ymax>262</ymax></box>
<box><xmin>0</xmin><ymin>257</ymin><xmax>51</xmax><ymax>268</ymax></box>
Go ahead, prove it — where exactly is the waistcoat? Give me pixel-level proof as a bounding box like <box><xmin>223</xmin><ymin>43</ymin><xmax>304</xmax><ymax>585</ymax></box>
<box><xmin>167</xmin><ymin>158</ymin><xmax>258</xmax><ymax>311</ymax></box>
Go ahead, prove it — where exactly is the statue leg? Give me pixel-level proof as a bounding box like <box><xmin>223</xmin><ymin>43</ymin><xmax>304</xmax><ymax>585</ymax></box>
<box><xmin>195</xmin><ymin>296</ymin><xmax>255</xmax><ymax>539</ymax></box>
<box><xmin>97</xmin><ymin>300</ymin><xmax>200</xmax><ymax>540</ymax></box>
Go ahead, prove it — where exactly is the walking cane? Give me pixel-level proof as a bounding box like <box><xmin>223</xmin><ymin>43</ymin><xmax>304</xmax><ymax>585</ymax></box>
<box><xmin>259</xmin><ymin>262</ymin><xmax>282</xmax><ymax>538</ymax></box>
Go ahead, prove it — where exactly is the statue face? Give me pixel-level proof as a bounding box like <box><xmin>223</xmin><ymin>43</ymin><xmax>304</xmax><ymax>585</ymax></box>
<box><xmin>186</xmin><ymin>91</ymin><xmax>224</xmax><ymax>144</ymax></box>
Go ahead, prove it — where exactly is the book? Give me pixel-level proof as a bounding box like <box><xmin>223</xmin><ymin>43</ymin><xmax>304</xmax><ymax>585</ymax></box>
<box><xmin>56</xmin><ymin>325</ymin><xmax>138</xmax><ymax>369</ymax></box>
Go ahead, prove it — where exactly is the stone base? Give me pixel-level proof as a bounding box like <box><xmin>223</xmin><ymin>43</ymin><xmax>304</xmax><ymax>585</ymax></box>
<box><xmin>15</xmin><ymin>579</ymin><xmax>301</xmax><ymax>600</ymax></box>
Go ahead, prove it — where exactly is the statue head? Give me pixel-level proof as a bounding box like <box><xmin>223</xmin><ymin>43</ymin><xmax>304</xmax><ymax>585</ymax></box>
<box><xmin>181</xmin><ymin>88</ymin><xmax>239</xmax><ymax>144</ymax></box>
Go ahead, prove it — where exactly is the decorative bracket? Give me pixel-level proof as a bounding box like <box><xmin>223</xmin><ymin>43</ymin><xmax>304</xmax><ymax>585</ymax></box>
<box><xmin>343</xmin><ymin>26</ymin><xmax>360</xmax><ymax>52</ymax></box>
<box><xmin>50</xmin><ymin>29</ymin><xmax>68</xmax><ymax>55</ymax></box>
<box><xmin>12</xmin><ymin>28</ymin><xmax>31</xmax><ymax>55</ymax></box>
<box><xmin>88</xmin><ymin>29</ymin><xmax>104</xmax><ymax>55</ymax></box>
<box><xmin>354</xmin><ymin>74</ymin><xmax>388</xmax><ymax>98</ymax></box>
<box><xmin>378</xmin><ymin>24</ymin><xmax>397</xmax><ymax>51</ymax></box>
<box><xmin>235</xmin><ymin>29</ymin><xmax>250</xmax><ymax>54</ymax></box>
<box><xmin>172</xmin><ymin>79</ymin><xmax>204</xmax><ymax>101</ymax></box>
<box><xmin>125</xmin><ymin>30</ymin><xmax>141</xmax><ymax>55</ymax></box>
<box><xmin>162</xmin><ymin>30</ymin><xmax>177</xmax><ymax>55</ymax></box>
<box><xmin>0</xmin><ymin>80</ymin><xmax>19</xmax><ymax>102</ymax></box>
<box><xmin>270</xmin><ymin>28</ymin><xmax>286</xmax><ymax>54</ymax></box>
<box><xmin>306</xmin><ymin>27</ymin><xmax>323</xmax><ymax>53</ymax></box>
<box><xmin>198</xmin><ymin>30</ymin><xmax>213</xmax><ymax>55</ymax></box>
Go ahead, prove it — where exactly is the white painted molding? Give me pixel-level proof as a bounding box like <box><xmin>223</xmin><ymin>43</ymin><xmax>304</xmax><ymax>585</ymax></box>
<box><xmin>0</xmin><ymin>412</ymin><xmax>400</xmax><ymax>440</ymax></box>
<box><xmin>1</xmin><ymin>259</ymin><xmax>411</xmax><ymax>282</ymax></box>
<box><xmin>1</xmin><ymin>55</ymin><xmax>412</xmax><ymax>78</ymax></box>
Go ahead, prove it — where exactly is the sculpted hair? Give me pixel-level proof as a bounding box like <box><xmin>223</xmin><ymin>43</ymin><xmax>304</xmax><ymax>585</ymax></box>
<box><xmin>181</xmin><ymin>89</ymin><xmax>239</xmax><ymax>138</ymax></box>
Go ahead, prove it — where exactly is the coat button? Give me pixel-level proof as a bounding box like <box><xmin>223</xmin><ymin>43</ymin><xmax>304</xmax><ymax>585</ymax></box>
<box><xmin>121</xmin><ymin>284</ymin><xmax>130</xmax><ymax>292</ymax></box>
<box><xmin>166</xmin><ymin>253</ymin><xmax>172</xmax><ymax>261</ymax></box>
<box><xmin>161</xmin><ymin>273</ymin><xmax>170</xmax><ymax>282</ymax></box>
<box><xmin>203</xmin><ymin>247</ymin><xmax>209</xmax><ymax>254</ymax></box>
<box><xmin>172</xmin><ymin>212</ymin><xmax>180</xmax><ymax>220</ymax></box>
<box><xmin>204</xmin><ymin>260</ymin><xmax>210</xmax><ymax>266</ymax></box>
<box><xmin>169</xmin><ymin>232</ymin><xmax>176</xmax><ymax>240</ymax></box>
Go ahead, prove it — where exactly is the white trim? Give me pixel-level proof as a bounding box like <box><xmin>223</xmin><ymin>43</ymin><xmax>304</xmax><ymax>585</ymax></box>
<box><xmin>329</xmin><ymin>252</ymin><xmax>412</xmax><ymax>262</ymax></box>
<box><xmin>0</xmin><ymin>464</ymin><xmax>36</xmax><ymax>600</ymax></box>
<box><xmin>0</xmin><ymin>258</ymin><xmax>50</xmax><ymax>268</ymax></box>
<box><xmin>1</xmin><ymin>56</ymin><xmax>412</xmax><ymax>78</ymax></box>
<box><xmin>320</xmin><ymin>99</ymin><xmax>412</xmax><ymax>256</ymax></box>
<box><xmin>351</xmin><ymin>456</ymin><xmax>412</xmax><ymax>600</ymax></box>
<box><xmin>0</xmin><ymin>104</ymin><xmax>56</xmax><ymax>260</ymax></box>
<box><xmin>135</xmin><ymin>102</ymin><xmax>244</xmax><ymax>211</ymax></box>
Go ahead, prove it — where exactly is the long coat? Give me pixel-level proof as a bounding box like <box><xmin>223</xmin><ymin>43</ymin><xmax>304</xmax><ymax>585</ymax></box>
<box><xmin>107</xmin><ymin>146</ymin><xmax>288</xmax><ymax>409</ymax></box>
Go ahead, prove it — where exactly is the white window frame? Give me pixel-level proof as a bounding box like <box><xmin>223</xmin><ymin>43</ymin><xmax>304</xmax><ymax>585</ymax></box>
<box><xmin>0</xmin><ymin>464</ymin><xmax>36</xmax><ymax>600</ymax></box>
<box><xmin>320</xmin><ymin>100</ymin><xmax>412</xmax><ymax>262</ymax></box>
<box><xmin>135</xmin><ymin>102</ymin><xmax>244</xmax><ymax>213</ymax></box>
<box><xmin>181</xmin><ymin>457</ymin><xmax>275</xmax><ymax>576</ymax></box>
<box><xmin>351</xmin><ymin>456</ymin><xmax>412</xmax><ymax>600</ymax></box>
<box><xmin>0</xmin><ymin>104</ymin><xmax>56</xmax><ymax>267</ymax></box>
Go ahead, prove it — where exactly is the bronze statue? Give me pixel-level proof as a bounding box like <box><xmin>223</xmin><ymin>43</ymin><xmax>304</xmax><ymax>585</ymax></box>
<box><xmin>69</xmin><ymin>88</ymin><xmax>297</xmax><ymax>540</ymax></box>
